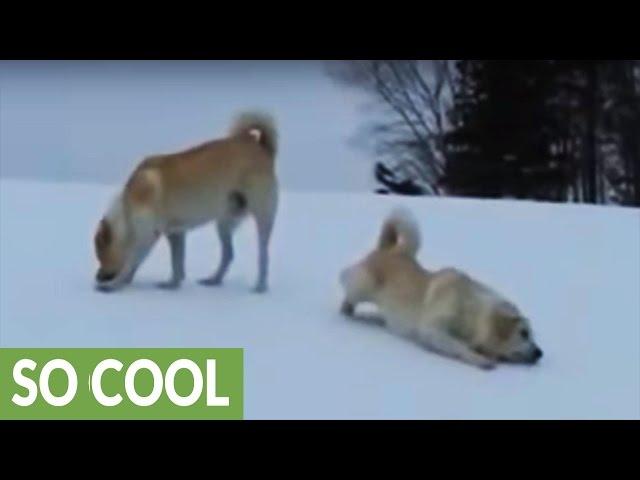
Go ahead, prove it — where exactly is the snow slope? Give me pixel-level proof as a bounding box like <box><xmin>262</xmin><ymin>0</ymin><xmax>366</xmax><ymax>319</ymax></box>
<box><xmin>1</xmin><ymin>179</ymin><xmax>639</xmax><ymax>419</ymax></box>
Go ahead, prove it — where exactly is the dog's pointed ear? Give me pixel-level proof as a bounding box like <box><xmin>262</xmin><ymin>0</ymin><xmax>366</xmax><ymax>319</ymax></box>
<box><xmin>494</xmin><ymin>313</ymin><xmax>519</xmax><ymax>342</ymax></box>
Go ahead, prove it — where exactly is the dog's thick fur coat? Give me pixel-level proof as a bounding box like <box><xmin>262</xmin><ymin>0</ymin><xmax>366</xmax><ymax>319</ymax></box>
<box><xmin>340</xmin><ymin>208</ymin><xmax>543</xmax><ymax>369</ymax></box>
<box><xmin>94</xmin><ymin>111</ymin><xmax>279</xmax><ymax>293</ymax></box>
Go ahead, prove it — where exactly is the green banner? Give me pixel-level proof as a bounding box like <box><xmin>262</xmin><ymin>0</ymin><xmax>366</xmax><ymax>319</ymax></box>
<box><xmin>0</xmin><ymin>349</ymin><xmax>243</xmax><ymax>420</ymax></box>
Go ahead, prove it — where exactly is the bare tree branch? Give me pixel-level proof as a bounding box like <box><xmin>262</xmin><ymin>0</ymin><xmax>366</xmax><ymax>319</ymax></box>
<box><xmin>327</xmin><ymin>60</ymin><xmax>454</xmax><ymax>195</ymax></box>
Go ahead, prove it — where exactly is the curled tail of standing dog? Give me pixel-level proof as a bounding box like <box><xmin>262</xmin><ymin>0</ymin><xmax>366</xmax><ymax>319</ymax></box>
<box><xmin>229</xmin><ymin>110</ymin><xmax>278</xmax><ymax>157</ymax></box>
<box><xmin>378</xmin><ymin>206</ymin><xmax>421</xmax><ymax>257</ymax></box>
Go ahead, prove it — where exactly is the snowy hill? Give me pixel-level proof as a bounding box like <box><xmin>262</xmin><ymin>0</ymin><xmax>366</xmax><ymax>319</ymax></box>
<box><xmin>1</xmin><ymin>179</ymin><xmax>638</xmax><ymax>419</ymax></box>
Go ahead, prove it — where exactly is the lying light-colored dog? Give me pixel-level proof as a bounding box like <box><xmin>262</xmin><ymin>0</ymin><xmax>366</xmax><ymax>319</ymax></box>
<box><xmin>94</xmin><ymin>111</ymin><xmax>278</xmax><ymax>293</ymax></box>
<box><xmin>339</xmin><ymin>208</ymin><xmax>543</xmax><ymax>370</ymax></box>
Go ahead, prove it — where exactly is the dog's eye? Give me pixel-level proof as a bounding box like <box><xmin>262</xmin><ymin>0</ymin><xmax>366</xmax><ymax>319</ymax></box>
<box><xmin>521</xmin><ymin>329</ymin><xmax>530</xmax><ymax>340</ymax></box>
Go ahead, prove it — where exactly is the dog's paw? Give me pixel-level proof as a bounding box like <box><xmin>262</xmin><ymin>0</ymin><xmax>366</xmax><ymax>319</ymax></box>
<box><xmin>95</xmin><ymin>282</ymin><xmax>121</xmax><ymax>293</ymax></box>
<box><xmin>198</xmin><ymin>276</ymin><xmax>223</xmax><ymax>287</ymax></box>
<box><xmin>252</xmin><ymin>284</ymin><xmax>268</xmax><ymax>294</ymax></box>
<box><xmin>476</xmin><ymin>358</ymin><xmax>497</xmax><ymax>370</ymax></box>
<box><xmin>95</xmin><ymin>285</ymin><xmax>114</xmax><ymax>293</ymax></box>
<box><xmin>156</xmin><ymin>280</ymin><xmax>182</xmax><ymax>290</ymax></box>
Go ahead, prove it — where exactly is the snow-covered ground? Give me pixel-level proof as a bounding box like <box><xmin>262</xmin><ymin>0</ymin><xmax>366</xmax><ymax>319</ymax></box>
<box><xmin>1</xmin><ymin>178</ymin><xmax>639</xmax><ymax>419</ymax></box>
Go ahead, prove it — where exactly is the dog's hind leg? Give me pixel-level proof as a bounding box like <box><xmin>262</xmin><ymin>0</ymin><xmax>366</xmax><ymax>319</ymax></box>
<box><xmin>417</xmin><ymin>326</ymin><xmax>496</xmax><ymax>370</ymax></box>
<box><xmin>199</xmin><ymin>218</ymin><xmax>240</xmax><ymax>287</ymax></box>
<box><xmin>252</xmin><ymin>209</ymin><xmax>275</xmax><ymax>293</ymax></box>
<box><xmin>200</xmin><ymin>191</ymin><xmax>248</xmax><ymax>287</ymax></box>
<box><xmin>250</xmin><ymin>187</ymin><xmax>278</xmax><ymax>294</ymax></box>
<box><xmin>157</xmin><ymin>232</ymin><xmax>185</xmax><ymax>290</ymax></box>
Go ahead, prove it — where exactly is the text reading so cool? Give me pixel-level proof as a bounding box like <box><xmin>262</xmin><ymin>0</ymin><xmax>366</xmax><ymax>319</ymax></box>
<box><xmin>12</xmin><ymin>358</ymin><xmax>230</xmax><ymax>407</ymax></box>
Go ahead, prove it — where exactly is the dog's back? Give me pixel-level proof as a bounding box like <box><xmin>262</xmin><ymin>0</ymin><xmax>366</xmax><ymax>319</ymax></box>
<box><xmin>123</xmin><ymin>111</ymin><xmax>278</xmax><ymax>228</ymax></box>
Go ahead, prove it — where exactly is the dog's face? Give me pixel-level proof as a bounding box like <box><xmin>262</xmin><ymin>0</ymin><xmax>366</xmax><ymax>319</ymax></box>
<box><xmin>487</xmin><ymin>312</ymin><xmax>543</xmax><ymax>365</ymax></box>
<box><xmin>94</xmin><ymin>217</ymin><xmax>127</xmax><ymax>284</ymax></box>
<box><xmin>94</xmin><ymin>196</ymin><xmax>137</xmax><ymax>285</ymax></box>
<box><xmin>94</xmin><ymin>195</ymin><xmax>161</xmax><ymax>289</ymax></box>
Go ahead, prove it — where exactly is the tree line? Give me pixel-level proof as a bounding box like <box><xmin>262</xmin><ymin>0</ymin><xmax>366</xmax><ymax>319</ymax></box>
<box><xmin>328</xmin><ymin>60</ymin><xmax>640</xmax><ymax>206</ymax></box>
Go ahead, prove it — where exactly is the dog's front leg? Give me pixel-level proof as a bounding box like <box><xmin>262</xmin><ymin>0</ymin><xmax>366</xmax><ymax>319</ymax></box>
<box><xmin>418</xmin><ymin>328</ymin><xmax>497</xmax><ymax>370</ymax></box>
<box><xmin>157</xmin><ymin>232</ymin><xmax>185</xmax><ymax>290</ymax></box>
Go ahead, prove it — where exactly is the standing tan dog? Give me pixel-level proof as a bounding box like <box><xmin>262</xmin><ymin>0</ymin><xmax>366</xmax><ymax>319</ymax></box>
<box><xmin>94</xmin><ymin>111</ymin><xmax>278</xmax><ymax>293</ymax></box>
<box><xmin>339</xmin><ymin>207</ymin><xmax>543</xmax><ymax>370</ymax></box>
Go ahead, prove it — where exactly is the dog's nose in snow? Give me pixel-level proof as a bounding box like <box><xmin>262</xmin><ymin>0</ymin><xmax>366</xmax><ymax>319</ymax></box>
<box><xmin>96</xmin><ymin>269</ymin><xmax>116</xmax><ymax>283</ymax></box>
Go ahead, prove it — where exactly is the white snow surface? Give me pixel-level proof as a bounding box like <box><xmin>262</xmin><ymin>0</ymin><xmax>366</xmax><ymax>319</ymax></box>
<box><xmin>1</xmin><ymin>179</ymin><xmax>639</xmax><ymax>419</ymax></box>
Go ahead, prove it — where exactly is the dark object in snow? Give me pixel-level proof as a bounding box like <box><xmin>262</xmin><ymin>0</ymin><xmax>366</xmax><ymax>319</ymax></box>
<box><xmin>375</xmin><ymin>162</ymin><xmax>425</xmax><ymax>196</ymax></box>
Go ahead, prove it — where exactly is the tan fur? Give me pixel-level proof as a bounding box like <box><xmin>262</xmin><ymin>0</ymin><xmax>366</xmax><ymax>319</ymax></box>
<box><xmin>340</xmin><ymin>207</ymin><xmax>543</xmax><ymax>370</ymax></box>
<box><xmin>94</xmin><ymin>111</ymin><xmax>278</xmax><ymax>292</ymax></box>
<box><xmin>125</xmin><ymin>137</ymin><xmax>274</xmax><ymax>225</ymax></box>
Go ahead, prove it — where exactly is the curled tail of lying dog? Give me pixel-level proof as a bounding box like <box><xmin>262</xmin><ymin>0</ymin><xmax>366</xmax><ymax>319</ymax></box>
<box><xmin>229</xmin><ymin>110</ymin><xmax>278</xmax><ymax>157</ymax></box>
<box><xmin>378</xmin><ymin>206</ymin><xmax>421</xmax><ymax>257</ymax></box>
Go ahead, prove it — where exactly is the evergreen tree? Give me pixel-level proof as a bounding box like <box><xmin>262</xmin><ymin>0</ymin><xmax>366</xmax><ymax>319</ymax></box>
<box><xmin>442</xmin><ymin>60</ymin><xmax>569</xmax><ymax>201</ymax></box>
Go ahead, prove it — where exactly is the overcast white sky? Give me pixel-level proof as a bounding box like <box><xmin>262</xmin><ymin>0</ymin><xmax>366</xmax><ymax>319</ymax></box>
<box><xmin>0</xmin><ymin>60</ymin><xmax>374</xmax><ymax>192</ymax></box>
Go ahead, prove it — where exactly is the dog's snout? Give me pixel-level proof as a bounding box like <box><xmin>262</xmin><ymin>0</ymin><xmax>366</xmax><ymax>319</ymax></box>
<box><xmin>531</xmin><ymin>347</ymin><xmax>543</xmax><ymax>363</ymax></box>
<box><xmin>96</xmin><ymin>270</ymin><xmax>116</xmax><ymax>283</ymax></box>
